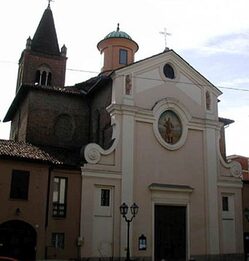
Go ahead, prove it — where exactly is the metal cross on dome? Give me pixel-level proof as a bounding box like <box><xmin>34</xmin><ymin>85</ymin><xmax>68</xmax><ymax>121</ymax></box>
<box><xmin>159</xmin><ymin>27</ymin><xmax>171</xmax><ymax>51</ymax></box>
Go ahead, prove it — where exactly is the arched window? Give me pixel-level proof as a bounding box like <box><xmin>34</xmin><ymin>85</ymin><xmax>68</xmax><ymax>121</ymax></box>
<box><xmin>34</xmin><ymin>65</ymin><xmax>52</xmax><ymax>86</ymax></box>
<box><xmin>47</xmin><ymin>72</ymin><xmax>52</xmax><ymax>86</ymax></box>
<box><xmin>41</xmin><ymin>71</ymin><xmax>47</xmax><ymax>85</ymax></box>
<box><xmin>35</xmin><ymin>70</ymin><xmax>40</xmax><ymax>85</ymax></box>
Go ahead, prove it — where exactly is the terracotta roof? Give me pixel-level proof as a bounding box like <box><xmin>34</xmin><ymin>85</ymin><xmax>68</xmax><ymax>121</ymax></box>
<box><xmin>31</xmin><ymin>7</ymin><xmax>60</xmax><ymax>56</ymax></box>
<box><xmin>0</xmin><ymin>139</ymin><xmax>62</xmax><ymax>164</ymax></box>
<box><xmin>39</xmin><ymin>146</ymin><xmax>82</xmax><ymax>167</ymax></box>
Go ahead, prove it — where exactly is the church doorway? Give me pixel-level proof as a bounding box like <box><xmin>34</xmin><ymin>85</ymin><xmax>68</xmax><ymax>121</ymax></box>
<box><xmin>154</xmin><ymin>205</ymin><xmax>187</xmax><ymax>261</ymax></box>
<box><xmin>0</xmin><ymin>220</ymin><xmax>37</xmax><ymax>260</ymax></box>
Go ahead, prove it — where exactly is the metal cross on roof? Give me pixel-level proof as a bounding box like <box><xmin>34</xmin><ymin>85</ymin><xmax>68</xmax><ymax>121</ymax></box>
<box><xmin>159</xmin><ymin>27</ymin><xmax>171</xmax><ymax>51</ymax></box>
<box><xmin>47</xmin><ymin>0</ymin><xmax>54</xmax><ymax>8</ymax></box>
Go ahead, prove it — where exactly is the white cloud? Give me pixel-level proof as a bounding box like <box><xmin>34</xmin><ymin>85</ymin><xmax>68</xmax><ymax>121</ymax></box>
<box><xmin>193</xmin><ymin>33</ymin><xmax>249</xmax><ymax>56</ymax></box>
<box><xmin>159</xmin><ymin>0</ymin><xmax>249</xmax><ymax>51</ymax></box>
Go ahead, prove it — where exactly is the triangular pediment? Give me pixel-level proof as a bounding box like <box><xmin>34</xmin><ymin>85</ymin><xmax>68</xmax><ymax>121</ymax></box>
<box><xmin>115</xmin><ymin>49</ymin><xmax>221</xmax><ymax>96</ymax></box>
<box><xmin>111</xmin><ymin>49</ymin><xmax>221</xmax><ymax>122</ymax></box>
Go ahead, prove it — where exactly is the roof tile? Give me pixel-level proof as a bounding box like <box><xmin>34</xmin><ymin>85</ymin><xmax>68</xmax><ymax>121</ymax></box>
<box><xmin>0</xmin><ymin>139</ymin><xmax>62</xmax><ymax>164</ymax></box>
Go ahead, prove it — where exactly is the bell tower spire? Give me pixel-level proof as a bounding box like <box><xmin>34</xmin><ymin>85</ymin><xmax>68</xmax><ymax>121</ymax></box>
<box><xmin>16</xmin><ymin>3</ymin><xmax>67</xmax><ymax>92</ymax></box>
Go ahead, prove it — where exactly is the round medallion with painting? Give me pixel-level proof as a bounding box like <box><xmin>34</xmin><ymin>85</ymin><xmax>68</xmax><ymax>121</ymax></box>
<box><xmin>158</xmin><ymin>110</ymin><xmax>182</xmax><ymax>144</ymax></box>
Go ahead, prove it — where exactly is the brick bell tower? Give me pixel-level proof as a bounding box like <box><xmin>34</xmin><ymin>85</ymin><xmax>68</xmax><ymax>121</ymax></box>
<box><xmin>16</xmin><ymin>2</ymin><xmax>67</xmax><ymax>92</ymax></box>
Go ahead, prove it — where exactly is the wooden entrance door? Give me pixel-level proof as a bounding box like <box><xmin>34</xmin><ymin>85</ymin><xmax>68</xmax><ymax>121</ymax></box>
<box><xmin>154</xmin><ymin>205</ymin><xmax>186</xmax><ymax>261</ymax></box>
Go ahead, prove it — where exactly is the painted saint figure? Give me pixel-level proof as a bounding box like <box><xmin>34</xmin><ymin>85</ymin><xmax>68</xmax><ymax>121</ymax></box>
<box><xmin>164</xmin><ymin>117</ymin><xmax>174</xmax><ymax>143</ymax></box>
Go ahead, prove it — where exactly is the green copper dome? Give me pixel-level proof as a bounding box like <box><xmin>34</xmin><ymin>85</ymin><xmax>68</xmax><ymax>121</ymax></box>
<box><xmin>104</xmin><ymin>24</ymin><xmax>132</xmax><ymax>40</ymax></box>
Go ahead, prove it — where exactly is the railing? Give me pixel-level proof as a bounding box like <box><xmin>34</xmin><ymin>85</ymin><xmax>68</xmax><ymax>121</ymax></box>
<box><xmin>52</xmin><ymin>202</ymin><xmax>66</xmax><ymax>217</ymax></box>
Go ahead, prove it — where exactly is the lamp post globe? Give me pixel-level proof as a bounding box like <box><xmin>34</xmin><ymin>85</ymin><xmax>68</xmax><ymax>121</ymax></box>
<box><xmin>120</xmin><ymin>202</ymin><xmax>129</xmax><ymax>217</ymax></box>
<box><xmin>130</xmin><ymin>203</ymin><xmax>139</xmax><ymax>216</ymax></box>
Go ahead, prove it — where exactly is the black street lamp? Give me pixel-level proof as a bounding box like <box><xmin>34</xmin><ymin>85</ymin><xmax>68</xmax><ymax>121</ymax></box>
<box><xmin>120</xmin><ymin>202</ymin><xmax>139</xmax><ymax>261</ymax></box>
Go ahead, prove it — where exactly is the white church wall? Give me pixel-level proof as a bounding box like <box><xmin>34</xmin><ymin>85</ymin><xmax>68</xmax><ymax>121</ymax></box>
<box><xmin>81</xmin><ymin>50</ymin><xmax>243</xmax><ymax>260</ymax></box>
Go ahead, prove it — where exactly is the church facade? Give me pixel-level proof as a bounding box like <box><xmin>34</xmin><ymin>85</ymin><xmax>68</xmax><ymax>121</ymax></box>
<box><xmin>0</xmin><ymin>4</ymin><xmax>244</xmax><ymax>261</ymax></box>
<box><xmin>81</xmin><ymin>34</ymin><xmax>243</xmax><ymax>261</ymax></box>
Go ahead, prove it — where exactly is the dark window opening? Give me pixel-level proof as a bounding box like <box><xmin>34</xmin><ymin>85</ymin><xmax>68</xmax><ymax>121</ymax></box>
<box><xmin>119</xmin><ymin>49</ymin><xmax>128</xmax><ymax>65</ymax></box>
<box><xmin>10</xmin><ymin>170</ymin><xmax>30</xmax><ymax>200</ymax></box>
<box><xmin>163</xmin><ymin>64</ymin><xmax>175</xmax><ymax>79</ymax></box>
<box><xmin>222</xmin><ymin>196</ymin><xmax>229</xmax><ymax>211</ymax></box>
<box><xmin>47</xmin><ymin>72</ymin><xmax>52</xmax><ymax>86</ymax></box>
<box><xmin>52</xmin><ymin>177</ymin><xmax>67</xmax><ymax>217</ymax></box>
<box><xmin>35</xmin><ymin>70</ymin><xmax>40</xmax><ymax>85</ymax></box>
<box><xmin>41</xmin><ymin>71</ymin><xmax>47</xmax><ymax>85</ymax></box>
<box><xmin>101</xmin><ymin>189</ymin><xmax>110</xmax><ymax>206</ymax></box>
<box><xmin>35</xmin><ymin>68</ymin><xmax>52</xmax><ymax>86</ymax></box>
<box><xmin>52</xmin><ymin>233</ymin><xmax>65</xmax><ymax>249</ymax></box>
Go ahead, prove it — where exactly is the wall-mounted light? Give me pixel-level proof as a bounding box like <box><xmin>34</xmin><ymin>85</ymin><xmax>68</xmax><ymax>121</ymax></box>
<box><xmin>15</xmin><ymin>208</ymin><xmax>21</xmax><ymax>216</ymax></box>
<box><xmin>138</xmin><ymin>234</ymin><xmax>147</xmax><ymax>250</ymax></box>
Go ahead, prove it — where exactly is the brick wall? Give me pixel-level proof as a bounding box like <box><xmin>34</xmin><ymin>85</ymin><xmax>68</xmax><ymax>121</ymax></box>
<box><xmin>19</xmin><ymin>50</ymin><xmax>67</xmax><ymax>88</ymax></box>
<box><xmin>25</xmin><ymin>89</ymin><xmax>89</xmax><ymax>149</ymax></box>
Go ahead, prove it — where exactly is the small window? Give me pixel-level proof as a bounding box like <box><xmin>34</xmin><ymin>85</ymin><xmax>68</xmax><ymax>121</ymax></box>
<box><xmin>41</xmin><ymin>71</ymin><xmax>47</xmax><ymax>85</ymax></box>
<box><xmin>119</xmin><ymin>49</ymin><xmax>128</xmax><ymax>65</ymax></box>
<box><xmin>163</xmin><ymin>63</ymin><xmax>175</xmax><ymax>79</ymax></box>
<box><xmin>222</xmin><ymin>196</ymin><xmax>229</xmax><ymax>211</ymax></box>
<box><xmin>52</xmin><ymin>233</ymin><xmax>65</xmax><ymax>249</ymax></box>
<box><xmin>35</xmin><ymin>70</ymin><xmax>40</xmax><ymax>85</ymax></box>
<box><xmin>101</xmin><ymin>189</ymin><xmax>110</xmax><ymax>206</ymax></box>
<box><xmin>10</xmin><ymin>170</ymin><xmax>30</xmax><ymax>200</ymax></box>
<box><xmin>52</xmin><ymin>177</ymin><xmax>67</xmax><ymax>217</ymax></box>
<box><xmin>47</xmin><ymin>72</ymin><xmax>52</xmax><ymax>86</ymax></box>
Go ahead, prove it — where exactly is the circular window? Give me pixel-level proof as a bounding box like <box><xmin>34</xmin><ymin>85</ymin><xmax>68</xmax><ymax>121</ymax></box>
<box><xmin>158</xmin><ymin>110</ymin><xmax>182</xmax><ymax>144</ymax></box>
<box><xmin>163</xmin><ymin>64</ymin><xmax>175</xmax><ymax>79</ymax></box>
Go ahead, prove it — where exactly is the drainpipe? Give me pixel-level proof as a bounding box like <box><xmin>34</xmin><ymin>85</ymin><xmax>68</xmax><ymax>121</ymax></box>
<box><xmin>45</xmin><ymin>165</ymin><xmax>53</xmax><ymax>259</ymax></box>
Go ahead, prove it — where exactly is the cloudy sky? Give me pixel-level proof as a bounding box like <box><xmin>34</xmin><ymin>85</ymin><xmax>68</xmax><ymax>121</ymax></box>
<box><xmin>0</xmin><ymin>0</ymin><xmax>249</xmax><ymax>156</ymax></box>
